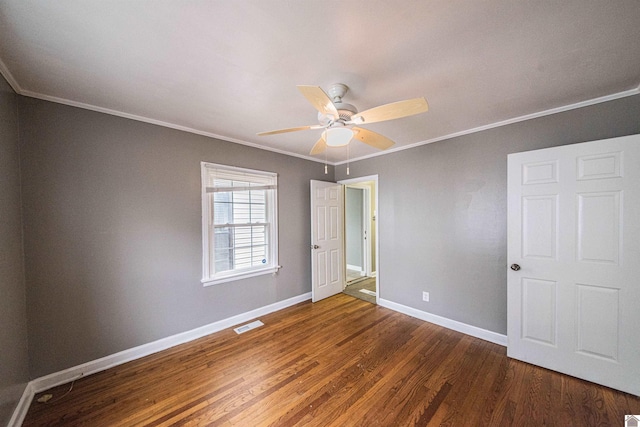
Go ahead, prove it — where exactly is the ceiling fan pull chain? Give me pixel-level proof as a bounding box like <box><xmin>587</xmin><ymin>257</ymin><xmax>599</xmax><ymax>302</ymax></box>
<box><xmin>324</xmin><ymin>150</ymin><xmax>328</xmax><ymax>174</ymax></box>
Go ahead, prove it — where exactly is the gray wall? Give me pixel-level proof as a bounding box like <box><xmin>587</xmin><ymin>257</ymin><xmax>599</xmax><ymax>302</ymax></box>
<box><xmin>345</xmin><ymin>187</ymin><xmax>364</xmax><ymax>269</ymax></box>
<box><xmin>18</xmin><ymin>97</ymin><xmax>332</xmax><ymax>378</ymax></box>
<box><xmin>6</xmin><ymin>84</ymin><xmax>640</xmax><ymax>396</ymax></box>
<box><xmin>0</xmin><ymin>76</ymin><xmax>29</xmax><ymax>424</ymax></box>
<box><xmin>336</xmin><ymin>94</ymin><xmax>640</xmax><ymax>335</ymax></box>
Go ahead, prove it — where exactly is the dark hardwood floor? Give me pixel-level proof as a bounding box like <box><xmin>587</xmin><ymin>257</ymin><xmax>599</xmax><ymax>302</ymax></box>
<box><xmin>24</xmin><ymin>294</ymin><xmax>640</xmax><ymax>426</ymax></box>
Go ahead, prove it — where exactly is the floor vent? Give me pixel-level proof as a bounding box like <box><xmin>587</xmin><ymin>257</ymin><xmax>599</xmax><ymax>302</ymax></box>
<box><xmin>234</xmin><ymin>320</ymin><xmax>264</xmax><ymax>335</ymax></box>
<box><xmin>359</xmin><ymin>289</ymin><xmax>377</xmax><ymax>297</ymax></box>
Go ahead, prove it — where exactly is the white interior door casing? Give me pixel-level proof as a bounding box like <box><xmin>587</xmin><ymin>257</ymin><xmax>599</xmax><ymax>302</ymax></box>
<box><xmin>507</xmin><ymin>135</ymin><xmax>640</xmax><ymax>396</ymax></box>
<box><xmin>311</xmin><ymin>180</ymin><xmax>344</xmax><ymax>302</ymax></box>
<box><xmin>361</xmin><ymin>187</ymin><xmax>372</xmax><ymax>277</ymax></box>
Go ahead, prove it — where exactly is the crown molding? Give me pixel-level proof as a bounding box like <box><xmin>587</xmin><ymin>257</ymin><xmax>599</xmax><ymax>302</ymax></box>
<box><xmin>0</xmin><ymin>56</ymin><xmax>328</xmax><ymax>165</ymax></box>
<box><xmin>0</xmin><ymin>58</ymin><xmax>23</xmax><ymax>93</ymax></box>
<box><xmin>335</xmin><ymin>86</ymin><xmax>640</xmax><ymax>165</ymax></box>
<box><xmin>3</xmin><ymin>56</ymin><xmax>638</xmax><ymax>167</ymax></box>
<box><xmin>17</xmin><ymin>88</ymin><xmax>328</xmax><ymax>164</ymax></box>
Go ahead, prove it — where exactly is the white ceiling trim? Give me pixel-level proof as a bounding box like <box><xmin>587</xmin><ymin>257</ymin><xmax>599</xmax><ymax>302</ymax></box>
<box><xmin>0</xmin><ymin>59</ymin><xmax>22</xmax><ymax>94</ymax></box>
<box><xmin>0</xmin><ymin>58</ymin><xmax>324</xmax><ymax>164</ymax></box>
<box><xmin>2</xmin><ymin>56</ymin><xmax>638</xmax><ymax>168</ymax></box>
<box><xmin>20</xmin><ymin>87</ymin><xmax>325</xmax><ymax>164</ymax></box>
<box><xmin>334</xmin><ymin>86</ymin><xmax>640</xmax><ymax>166</ymax></box>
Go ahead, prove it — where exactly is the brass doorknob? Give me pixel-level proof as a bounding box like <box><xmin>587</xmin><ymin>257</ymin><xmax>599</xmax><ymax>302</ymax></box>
<box><xmin>510</xmin><ymin>264</ymin><xmax>521</xmax><ymax>271</ymax></box>
<box><xmin>311</xmin><ymin>245</ymin><xmax>320</xmax><ymax>249</ymax></box>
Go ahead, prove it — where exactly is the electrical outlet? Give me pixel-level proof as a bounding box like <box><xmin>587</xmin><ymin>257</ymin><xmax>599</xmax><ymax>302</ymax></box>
<box><xmin>422</xmin><ymin>291</ymin><xmax>429</xmax><ymax>302</ymax></box>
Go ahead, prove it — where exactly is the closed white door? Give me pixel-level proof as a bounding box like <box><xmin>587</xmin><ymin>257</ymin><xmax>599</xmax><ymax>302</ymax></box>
<box><xmin>311</xmin><ymin>180</ymin><xmax>344</xmax><ymax>302</ymax></box>
<box><xmin>507</xmin><ymin>135</ymin><xmax>640</xmax><ymax>396</ymax></box>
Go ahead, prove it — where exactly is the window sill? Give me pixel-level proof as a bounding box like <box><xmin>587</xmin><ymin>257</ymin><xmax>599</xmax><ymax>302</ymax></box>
<box><xmin>202</xmin><ymin>265</ymin><xmax>281</xmax><ymax>286</ymax></box>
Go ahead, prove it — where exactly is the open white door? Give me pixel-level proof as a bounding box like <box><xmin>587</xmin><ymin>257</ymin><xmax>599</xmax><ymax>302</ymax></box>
<box><xmin>311</xmin><ymin>180</ymin><xmax>344</xmax><ymax>302</ymax></box>
<box><xmin>507</xmin><ymin>135</ymin><xmax>640</xmax><ymax>396</ymax></box>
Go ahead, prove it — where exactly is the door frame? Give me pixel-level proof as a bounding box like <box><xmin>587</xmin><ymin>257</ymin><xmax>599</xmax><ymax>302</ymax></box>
<box><xmin>338</xmin><ymin>174</ymin><xmax>379</xmax><ymax>304</ymax></box>
<box><xmin>345</xmin><ymin>185</ymin><xmax>370</xmax><ymax>277</ymax></box>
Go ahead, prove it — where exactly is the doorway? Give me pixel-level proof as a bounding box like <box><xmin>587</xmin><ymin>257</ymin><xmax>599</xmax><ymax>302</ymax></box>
<box><xmin>340</xmin><ymin>176</ymin><xmax>378</xmax><ymax>304</ymax></box>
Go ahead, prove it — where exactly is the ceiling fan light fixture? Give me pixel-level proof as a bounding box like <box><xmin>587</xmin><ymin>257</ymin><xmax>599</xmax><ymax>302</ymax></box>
<box><xmin>257</xmin><ymin>83</ymin><xmax>427</xmax><ymax>157</ymax></box>
<box><xmin>323</xmin><ymin>127</ymin><xmax>354</xmax><ymax>147</ymax></box>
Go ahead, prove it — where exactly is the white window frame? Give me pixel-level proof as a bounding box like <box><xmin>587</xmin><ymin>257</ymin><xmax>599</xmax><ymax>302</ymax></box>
<box><xmin>201</xmin><ymin>162</ymin><xmax>279</xmax><ymax>286</ymax></box>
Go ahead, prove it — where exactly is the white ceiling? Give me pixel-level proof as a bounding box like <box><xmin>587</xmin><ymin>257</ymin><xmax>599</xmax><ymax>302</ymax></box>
<box><xmin>1</xmin><ymin>1</ymin><xmax>639</xmax><ymax>164</ymax></box>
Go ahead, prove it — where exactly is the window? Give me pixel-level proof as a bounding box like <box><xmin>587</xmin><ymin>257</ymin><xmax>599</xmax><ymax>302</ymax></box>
<box><xmin>201</xmin><ymin>162</ymin><xmax>278</xmax><ymax>285</ymax></box>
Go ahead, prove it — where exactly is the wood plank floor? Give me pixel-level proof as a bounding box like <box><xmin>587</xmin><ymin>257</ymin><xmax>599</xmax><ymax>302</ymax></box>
<box><xmin>343</xmin><ymin>277</ymin><xmax>376</xmax><ymax>304</ymax></box>
<box><xmin>24</xmin><ymin>294</ymin><xmax>640</xmax><ymax>426</ymax></box>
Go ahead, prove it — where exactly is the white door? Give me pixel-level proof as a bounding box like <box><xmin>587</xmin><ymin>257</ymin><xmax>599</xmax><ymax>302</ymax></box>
<box><xmin>311</xmin><ymin>180</ymin><xmax>344</xmax><ymax>302</ymax></box>
<box><xmin>507</xmin><ymin>134</ymin><xmax>640</xmax><ymax>396</ymax></box>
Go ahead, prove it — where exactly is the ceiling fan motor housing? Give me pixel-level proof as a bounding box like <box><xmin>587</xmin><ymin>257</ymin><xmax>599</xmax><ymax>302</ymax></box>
<box><xmin>318</xmin><ymin>102</ymin><xmax>357</xmax><ymax>124</ymax></box>
<box><xmin>258</xmin><ymin>82</ymin><xmax>427</xmax><ymax>155</ymax></box>
<box><xmin>315</xmin><ymin>83</ymin><xmax>358</xmax><ymax>125</ymax></box>
<box><xmin>335</xmin><ymin>102</ymin><xmax>357</xmax><ymax>120</ymax></box>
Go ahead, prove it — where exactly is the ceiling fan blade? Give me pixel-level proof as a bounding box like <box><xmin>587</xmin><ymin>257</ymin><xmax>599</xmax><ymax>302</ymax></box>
<box><xmin>352</xmin><ymin>127</ymin><xmax>396</xmax><ymax>150</ymax></box>
<box><xmin>257</xmin><ymin>125</ymin><xmax>321</xmax><ymax>136</ymax></box>
<box><xmin>297</xmin><ymin>85</ymin><xmax>339</xmax><ymax>119</ymax></box>
<box><xmin>351</xmin><ymin>97</ymin><xmax>428</xmax><ymax>124</ymax></box>
<box><xmin>309</xmin><ymin>135</ymin><xmax>327</xmax><ymax>155</ymax></box>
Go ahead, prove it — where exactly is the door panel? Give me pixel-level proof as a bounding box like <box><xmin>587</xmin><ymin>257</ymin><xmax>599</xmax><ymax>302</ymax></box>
<box><xmin>317</xmin><ymin>207</ymin><xmax>326</xmax><ymax>241</ymax></box>
<box><xmin>311</xmin><ymin>180</ymin><xmax>344</xmax><ymax>302</ymax></box>
<box><xmin>317</xmin><ymin>252</ymin><xmax>327</xmax><ymax>288</ymax></box>
<box><xmin>521</xmin><ymin>278</ymin><xmax>557</xmax><ymax>346</ymax></box>
<box><xmin>330</xmin><ymin>249</ymin><xmax>340</xmax><ymax>283</ymax></box>
<box><xmin>522</xmin><ymin>195</ymin><xmax>558</xmax><ymax>259</ymax></box>
<box><xmin>575</xmin><ymin>283</ymin><xmax>619</xmax><ymax>361</ymax></box>
<box><xmin>577</xmin><ymin>191</ymin><xmax>621</xmax><ymax>264</ymax></box>
<box><xmin>507</xmin><ymin>134</ymin><xmax>640</xmax><ymax>396</ymax></box>
<box><xmin>330</xmin><ymin>205</ymin><xmax>339</xmax><ymax>239</ymax></box>
<box><xmin>577</xmin><ymin>151</ymin><xmax>622</xmax><ymax>180</ymax></box>
<box><xmin>522</xmin><ymin>160</ymin><xmax>559</xmax><ymax>184</ymax></box>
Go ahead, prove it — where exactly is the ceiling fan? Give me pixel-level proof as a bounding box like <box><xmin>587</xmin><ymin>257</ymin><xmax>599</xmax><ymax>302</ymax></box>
<box><xmin>257</xmin><ymin>83</ymin><xmax>428</xmax><ymax>155</ymax></box>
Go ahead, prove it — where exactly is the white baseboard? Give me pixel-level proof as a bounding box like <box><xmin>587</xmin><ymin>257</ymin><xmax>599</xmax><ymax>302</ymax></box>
<box><xmin>378</xmin><ymin>298</ymin><xmax>507</xmax><ymax>346</ymax></box>
<box><xmin>28</xmin><ymin>292</ymin><xmax>312</xmax><ymax>394</ymax></box>
<box><xmin>346</xmin><ymin>264</ymin><xmax>364</xmax><ymax>273</ymax></box>
<box><xmin>12</xmin><ymin>292</ymin><xmax>505</xmax><ymax>425</ymax></box>
<box><xmin>7</xmin><ymin>383</ymin><xmax>33</xmax><ymax>427</ymax></box>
